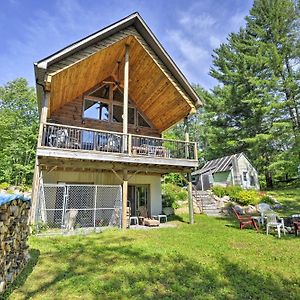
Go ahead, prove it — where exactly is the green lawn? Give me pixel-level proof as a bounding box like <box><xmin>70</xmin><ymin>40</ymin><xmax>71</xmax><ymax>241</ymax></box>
<box><xmin>5</xmin><ymin>212</ymin><xmax>300</xmax><ymax>300</ymax></box>
<box><xmin>266</xmin><ymin>187</ymin><xmax>300</xmax><ymax>216</ymax></box>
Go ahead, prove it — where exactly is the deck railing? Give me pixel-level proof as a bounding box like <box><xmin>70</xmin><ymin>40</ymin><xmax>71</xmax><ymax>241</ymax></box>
<box><xmin>41</xmin><ymin>123</ymin><xmax>197</xmax><ymax>160</ymax></box>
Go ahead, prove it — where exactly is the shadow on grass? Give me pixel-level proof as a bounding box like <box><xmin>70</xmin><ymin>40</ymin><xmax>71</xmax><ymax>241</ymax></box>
<box><xmin>12</xmin><ymin>235</ymin><xmax>299</xmax><ymax>299</ymax></box>
<box><xmin>1</xmin><ymin>249</ymin><xmax>40</xmax><ymax>300</ymax></box>
<box><xmin>167</xmin><ymin>214</ymin><xmax>186</xmax><ymax>223</ymax></box>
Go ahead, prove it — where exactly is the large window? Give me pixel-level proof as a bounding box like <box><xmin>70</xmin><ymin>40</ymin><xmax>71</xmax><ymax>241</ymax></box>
<box><xmin>83</xmin><ymin>85</ymin><xmax>153</xmax><ymax>128</ymax></box>
<box><xmin>83</xmin><ymin>99</ymin><xmax>109</xmax><ymax>121</ymax></box>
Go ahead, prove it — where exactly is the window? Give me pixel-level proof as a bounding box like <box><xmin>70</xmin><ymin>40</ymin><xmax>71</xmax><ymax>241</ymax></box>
<box><xmin>83</xmin><ymin>99</ymin><xmax>109</xmax><ymax>121</ymax></box>
<box><xmin>250</xmin><ymin>175</ymin><xmax>255</xmax><ymax>186</ymax></box>
<box><xmin>138</xmin><ymin>113</ymin><xmax>151</xmax><ymax>128</ymax></box>
<box><xmin>113</xmin><ymin>105</ymin><xmax>135</xmax><ymax>124</ymax></box>
<box><xmin>90</xmin><ymin>85</ymin><xmax>109</xmax><ymax>99</ymax></box>
<box><xmin>243</xmin><ymin>172</ymin><xmax>247</xmax><ymax>181</ymax></box>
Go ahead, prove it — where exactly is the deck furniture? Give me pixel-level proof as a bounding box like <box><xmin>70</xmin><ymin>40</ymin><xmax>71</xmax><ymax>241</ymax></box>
<box><xmin>266</xmin><ymin>213</ymin><xmax>286</xmax><ymax>238</ymax></box>
<box><xmin>232</xmin><ymin>207</ymin><xmax>259</xmax><ymax>231</ymax></box>
<box><xmin>138</xmin><ymin>206</ymin><xmax>159</xmax><ymax>227</ymax></box>
<box><xmin>293</xmin><ymin>221</ymin><xmax>300</xmax><ymax>237</ymax></box>
<box><xmin>256</xmin><ymin>203</ymin><xmax>272</xmax><ymax>226</ymax></box>
<box><xmin>129</xmin><ymin>216</ymin><xmax>139</xmax><ymax>226</ymax></box>
<box><xmin>152</xmin><ymin>214</ymin><xmax>167</xmax><ymax>223</ymax></box>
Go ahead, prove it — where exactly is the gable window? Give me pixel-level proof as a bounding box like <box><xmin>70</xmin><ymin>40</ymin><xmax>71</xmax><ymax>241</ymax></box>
<box><xmin>113</xmin><ymin>105</ymin><xmax>135</xmax><ymax>124</ymax></box>
<box><xmin>243</xmin><ymin>172</ymin><xmax>247</xmax><ymax>181</ymax></box>
<box><xmin>83</xmin><ymin>99</ymin><xmax>109</xmax><ymax>121</ymax></box>
<box><xmin>83</xmin><ymin>84</ymin><xmax>153</xmax><ymax>128</ymax></box>
<box><xmin>138</xmin><ymin>113</ymin><xmax>151</xmax><ymax>128</ymax></box>
<box><xmin>250</xmin><ymin>175</ymin><xmax>255</xmax><ymax>186</ymax></box>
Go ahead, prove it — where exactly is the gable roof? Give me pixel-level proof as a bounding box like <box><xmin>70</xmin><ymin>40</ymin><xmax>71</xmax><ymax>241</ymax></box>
<box><xmin>192</xmin><ymin>153</ymin><xmax>245</xmax><ymax>176</ymax></box>
<box><xmin>34</xmin><ymin>13</ymin><xmax>202</xmax><ymax>132</ymax></box>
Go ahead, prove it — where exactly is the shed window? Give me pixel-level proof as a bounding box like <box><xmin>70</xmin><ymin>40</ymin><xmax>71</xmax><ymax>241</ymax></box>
<box><xmin>243</xmin><ymin>172</ymin><xmax>247</xmax><ymax>181</ymax></box>
<box><xmin>250</xmin><ymin>175</ymin><xmax>255</xmax><ymax>186</ymax></box>
<box><xmin>83</xmin><ymin>99</ymin><xmax>109</xmax><ymax>121</ymax></box>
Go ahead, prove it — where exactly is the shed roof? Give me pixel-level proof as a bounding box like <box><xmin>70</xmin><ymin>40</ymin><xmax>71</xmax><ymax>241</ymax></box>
<box><xmin>192</xmin><ymin>153</ymin><xmax>244</xmax><ymax>176</ymax></box>
<box><xmin>34</xmin><ymin>13</ymin><xmax>202</xmax><ymax>132</ymax></box>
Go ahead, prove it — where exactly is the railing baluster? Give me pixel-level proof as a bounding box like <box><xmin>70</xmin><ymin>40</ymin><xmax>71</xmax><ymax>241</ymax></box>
<box><xmin>42</xmin><ymin>123</ymin><xmax>196</xmax><ymax>161</ymax></box>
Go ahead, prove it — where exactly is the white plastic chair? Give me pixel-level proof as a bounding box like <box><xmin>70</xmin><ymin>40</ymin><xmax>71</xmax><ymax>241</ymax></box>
<box><xmin>266</xmin><ymin>213</ymin><xmax>285</xmax><ymax>238</ymax></box>
<box><xmin>257</xmin><ymin>203</ymin><xmax>272</xmax><ymax>225</ymax></box>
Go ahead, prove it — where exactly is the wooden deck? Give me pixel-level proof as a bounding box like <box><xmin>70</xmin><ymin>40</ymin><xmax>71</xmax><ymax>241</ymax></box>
<box><xmin>38</xmin><ymin>122</ymin><xmax>198</xmax><ymax>170</ymax></box>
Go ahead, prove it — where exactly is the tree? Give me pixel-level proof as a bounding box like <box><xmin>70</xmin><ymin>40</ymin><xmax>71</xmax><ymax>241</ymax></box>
<box><xmin>205</xmin><ymin>0</ymin><xmax>300</xmax><ymax>188</ymax></box>
<box><xmin>0</xmin><ymin>78</ymin><xmax>38</xmax><ymax>186</ymax></box>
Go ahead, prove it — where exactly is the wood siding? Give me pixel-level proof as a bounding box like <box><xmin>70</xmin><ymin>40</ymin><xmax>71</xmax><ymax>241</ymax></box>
<box><xmin>47</xmin><ymin>27</ymin><xmax>195</xmax><ymax>132</ymax></box>
<box><xmin>49</xmin><ymin>95</ymin><xmax>161</xmax><ymax>137</ymax></box>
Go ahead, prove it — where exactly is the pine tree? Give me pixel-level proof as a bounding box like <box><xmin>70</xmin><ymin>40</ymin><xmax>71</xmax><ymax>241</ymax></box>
<box><xmin>206</xmin><ymin>0</ymin><xmax>300</xmax><ymax>188</ymax></box>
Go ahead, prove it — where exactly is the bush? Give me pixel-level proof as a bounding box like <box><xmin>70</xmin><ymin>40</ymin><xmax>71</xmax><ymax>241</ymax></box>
<box><xmin>211</xmin><ymin>185</ymin><xmax>261</xmax><ymax>206</ymax></box>
<box><xmin>237</xmin><ymin>190</ymin><xmax>260</xmax><ymax>206</ymax></box>
<box><xmin>0</xmin><ymin>182</ymin><xmax>10</xmax><ymax>190</ymax></box>
<box><xmin>211</xmin><ymin>186</ymin><xmax>227</xmax><ymax>197</ymax></box>
<box><xmin>162</xmin><ymin>183</ymin><xmax>187</xmax><ymax>209</ymax></box>
<box><xmin>225</xmin><ymin>186</ymin><xmax>243</xmax><ymax>202</ymax></box>
<box><xmin>259</xmin><ymin>195</ymin><xmax>275</xmax><ymax>205</ymax></box>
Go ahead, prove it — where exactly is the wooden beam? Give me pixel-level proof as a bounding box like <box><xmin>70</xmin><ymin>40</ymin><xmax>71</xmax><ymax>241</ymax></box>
<box><xmin>111</xmin><ymin>168</ymin><xmax>123</xmax><ymax>182</ymax></box>
<box><xmin>30</xmin><ymin>91</ymin><xmax>50</xmax><ymax>224</ymax></box>
<box><xmin>184</xmin><ymin>116</ymin><xmax>189</xmax><ymax>159</ymax></box>
<box><xmin>122</xmin><ymin>169</ymin><xmax>128</xmax><ymax>229</ymax></box>
<box><xmin>36</xmin><ymin>147</ymin><xmax>198</xmax><ymax>168</ymax></box>
<box><xmin>187</xmin><ymin>172</ymin><xmax>194</xmax><ymax>224</ymax></box>
<box><xmin>122</xmin><ymin>44</ymin><xmax>129</xmax><ymax>152</ymax></box>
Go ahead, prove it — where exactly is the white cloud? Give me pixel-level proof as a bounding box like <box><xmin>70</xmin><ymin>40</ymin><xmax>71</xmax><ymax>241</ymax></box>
<box><xmin>229</xmin><ymin>12</ymin><xmax>247</xmax><ymax>29</ymax></box>
<box><xmin>209</xmin><ymin>36</ymin><xmax>222</xmax><ymax>49</ymax></box>
<box><xmin>179</xmin><ymin>12</ymin><xmax>216</xmax><ymax>31</ymax></box>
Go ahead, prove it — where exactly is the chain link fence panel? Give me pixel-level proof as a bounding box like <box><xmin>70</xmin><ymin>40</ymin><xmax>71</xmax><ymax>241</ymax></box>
<box><xmin>36</xmin><ymin>184</ymin><xmax>122</xmax><ymax>232</ymax></box>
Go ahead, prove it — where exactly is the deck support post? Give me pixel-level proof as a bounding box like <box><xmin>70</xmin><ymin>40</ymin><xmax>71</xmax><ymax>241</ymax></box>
<box><xmin>30</xmin><ymin>91</ymin><xmax>49</xmax><ymax>224</ymax></box>
<box><xmin>187</xmin><ymin>172</ymin><xmax>194</xmax><ymax>224</ymax></box>
<box><xmin>122</xmin><ymin>44</ymin><xmax>129</xmax><ymax>153</ymax></box>
<box><xmin>184</xmin><ymin>116</ymin><xmax>189</xmax><ymax>159</ymax></box>
<box><xmin>184</xmin><ymin>116</ymin><xmax>194</xmax><ymax>224</ymax></box>
<box><xmin>122</xmin><ymin>169</ymin><xmax>128</xmax><ymax>229</ymax></box>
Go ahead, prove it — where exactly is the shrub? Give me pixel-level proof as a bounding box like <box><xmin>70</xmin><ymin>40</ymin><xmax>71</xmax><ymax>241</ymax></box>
<box><xmin>225</xmin><ymin>186</ymin><xmax>243</xmax><ymax>202</ymax></box>
<box><xmin>237</xmin><ymin>190</ymin><xmax>260</xmax><ymax>206</ymax></box>
<box><xmin>162</xmin><ymin>183</ymin><xmax>187</xmax><ymax>209</ymax></box>
<box><xmin>211</xmin><ymin>185</ymin><xmax>261</xmax><ymax>206</ymax></box>
<box><xmin>211</xmin><ymin>186</ymin><xmax>227</xmax><ymax>197</ymax></box>
<box><xmin>0</xmin><ymin>182</ymin><xmax>10</xmax><ymax>190</ymax></box>
<box><xmin>259</xmin><ymin>195</ymin><xmax>275</xmax><ymax>205</ymax></box>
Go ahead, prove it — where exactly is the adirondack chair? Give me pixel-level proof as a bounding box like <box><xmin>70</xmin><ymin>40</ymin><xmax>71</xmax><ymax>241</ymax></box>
<box><xmin>232</xmin><ymin>207</ymin><xmax>259</xmax><ymax>231</ymax></box>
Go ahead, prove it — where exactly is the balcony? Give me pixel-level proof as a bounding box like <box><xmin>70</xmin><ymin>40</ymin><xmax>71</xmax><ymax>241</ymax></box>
<box><xmin>37</xmin><ymin>123</ymin><xmax>198</xmax><ymax>168</ymax></box>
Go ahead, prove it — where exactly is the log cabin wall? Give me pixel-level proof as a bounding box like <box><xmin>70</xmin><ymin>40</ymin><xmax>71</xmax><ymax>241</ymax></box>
<box><xmin>49</xmin><ymin>95</ymin><xmax>161</xmax><ymax>137</ymax></box>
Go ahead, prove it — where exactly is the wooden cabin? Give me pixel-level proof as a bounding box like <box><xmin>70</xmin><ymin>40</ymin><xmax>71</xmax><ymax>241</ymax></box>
<box><xmin>30</xmin><ymin>13</ymin><xmax>202</xmax><ymax>229</ymax></box>
<box><xmin>192</xmin><ymin>153</ymin><xmax>260</xmax><ymax>191</ymax></box>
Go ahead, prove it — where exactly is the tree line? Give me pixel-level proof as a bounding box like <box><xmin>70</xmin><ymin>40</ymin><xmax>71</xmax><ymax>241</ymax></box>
<box><xmin>167</xmin><ymin>0</ymin><xmax>300</xmax><ymax>188</ymax></box>
<box><xmin>0</xmin><ymin>0</ymin><xmax>299</xmax><ymax>188</ymax></box>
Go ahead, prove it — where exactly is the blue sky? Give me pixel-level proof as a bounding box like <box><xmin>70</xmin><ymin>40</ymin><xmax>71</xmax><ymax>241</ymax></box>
<box><xmin>0</xmin><ymin>0</ymin><xmax>253</xmax><ymax>90</ymax></box>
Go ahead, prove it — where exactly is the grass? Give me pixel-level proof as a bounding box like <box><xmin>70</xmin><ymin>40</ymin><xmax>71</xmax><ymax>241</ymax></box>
<box><xmin>266</xmin><ymin>187</ymin><xmax>300</xmax><ymax>216</ymax></box>
<box><xmin>5</xmin><ymin>212</ymin><xmax>300</xmax><ymax>300</ymax></box>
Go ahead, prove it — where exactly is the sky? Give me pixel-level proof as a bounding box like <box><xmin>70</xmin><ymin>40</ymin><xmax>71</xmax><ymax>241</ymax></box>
<box><xmin>0</xmin><ymin>0</ymin><xmax>253</xmax><ymax>90</ymax></box>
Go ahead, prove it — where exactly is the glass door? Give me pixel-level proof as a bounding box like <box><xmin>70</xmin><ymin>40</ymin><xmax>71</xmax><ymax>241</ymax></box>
<box><xmin>128</xmin><ymin>185</ymin><xmax>150</xmax><ymax>216</ymax></box>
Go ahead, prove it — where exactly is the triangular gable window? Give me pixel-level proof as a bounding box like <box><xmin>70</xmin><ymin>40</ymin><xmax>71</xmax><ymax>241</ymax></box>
<box><xmin>83</xmin><ymin>85</ymin><xmax>153</xmax><ymax>128</ymax></box>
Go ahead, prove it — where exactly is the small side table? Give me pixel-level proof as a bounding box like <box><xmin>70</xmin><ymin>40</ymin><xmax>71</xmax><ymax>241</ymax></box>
<box><xmin>153</xmin><ymin>214</ymin><xmax>167</xmax><ymax>223</ymax></box>
<box><xmin>129</xmin><ymin>216</ymin><xmax>139</xmax><ymax>226</ymax></box>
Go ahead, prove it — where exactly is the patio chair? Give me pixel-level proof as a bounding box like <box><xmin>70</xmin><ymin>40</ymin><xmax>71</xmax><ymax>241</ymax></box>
<box><xmin>257</xmin><ymin>203</ymin><xmax>272</xmax><ymax>225</ymax></box>
<box><xmin>265</xmin><ymin>212</ymin><xmax>286</xmax><ymax>238</ymax></box>
<box><xmin>232</xmin><ymin>207</ymin><xmax>259</xmax><ymax>231</ymax></box>
<box><xmin>292</xmin><ymin>215</ymin><xmax>300</xmax><ymax>237</ymax></box>
<box><xmin>138</xmin><ymin>206</ymin><xmax>159</xmax><ymax>227</ymax></box>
